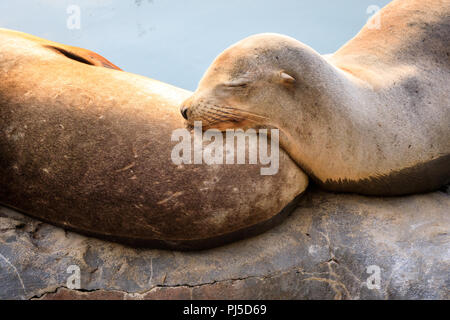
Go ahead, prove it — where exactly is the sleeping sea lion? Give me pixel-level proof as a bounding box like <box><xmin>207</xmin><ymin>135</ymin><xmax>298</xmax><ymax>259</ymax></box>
<box><xmin>0</xmin><ymin>28</ymin><xmax>308</xmax><ymax>250</ymax></box>
<box><xmin>181</xmin><ymin>0</ymin><xmax>450</xmax><ymax>195</ymax></box>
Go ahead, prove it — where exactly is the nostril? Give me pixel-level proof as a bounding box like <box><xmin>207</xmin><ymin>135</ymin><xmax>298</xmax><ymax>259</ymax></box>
<box><xmin>180</xmin><ymin>106</ymin><xmax>189</xmax><ymax>120</ymax></box>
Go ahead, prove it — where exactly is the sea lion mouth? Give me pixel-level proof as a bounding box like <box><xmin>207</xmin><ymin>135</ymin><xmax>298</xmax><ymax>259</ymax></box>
<box><xmin>186</xmin><ymin>119</ymin><xmax>249</xmax><ymax>132</ymax></box>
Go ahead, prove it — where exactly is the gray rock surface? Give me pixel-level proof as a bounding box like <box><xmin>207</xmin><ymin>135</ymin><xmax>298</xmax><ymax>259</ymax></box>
<box><xmin>0</xmin><ymin>188</ymin><xmax>448</xmax><ymax>300</ymax></box>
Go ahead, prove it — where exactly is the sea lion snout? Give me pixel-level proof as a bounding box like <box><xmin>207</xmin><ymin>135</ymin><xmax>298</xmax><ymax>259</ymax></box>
<box><xmin>180</xmin><ymin>95</ymin><xmax>196</xmax><ymax>120</ymax></box>
<box><xmin>180</xmin><ymin>105</ymin><xmax>189</xmax><ymax>120</ymax></box>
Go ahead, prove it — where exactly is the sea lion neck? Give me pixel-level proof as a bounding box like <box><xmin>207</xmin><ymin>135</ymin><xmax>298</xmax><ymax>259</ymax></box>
<box><xmin>273</xmin><ymin>59</ymin><xmax>364</xmax><ymax>181</ymax></box>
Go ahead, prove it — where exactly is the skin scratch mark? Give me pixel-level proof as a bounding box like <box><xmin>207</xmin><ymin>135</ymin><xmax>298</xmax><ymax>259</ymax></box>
<box><xmin>115</xmin><ymin>162</ymin><xmax>136</xmax><ymax>173</ymax></box>
<box><xmin>0</xmin><ymin>253</ymin><xmax>26</xmax><ymax>298</ymax></box>
<box><xmin>157</xmin><ymin>192</ymin><xmax>184</xmax><ymax>205</ymax></box>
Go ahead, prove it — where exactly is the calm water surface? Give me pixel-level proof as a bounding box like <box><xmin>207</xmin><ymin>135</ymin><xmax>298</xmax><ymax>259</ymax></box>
<box><xmin>0</xmin><ymin>0</ymin><xmax>390</xmax><ymax>90</ymax></box>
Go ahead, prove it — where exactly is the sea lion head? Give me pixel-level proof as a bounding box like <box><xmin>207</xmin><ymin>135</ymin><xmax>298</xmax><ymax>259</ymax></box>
<box><xmin>180</xmin><ymin>33</ymin><xmax>301</xmax><ymax>131</ymax></box>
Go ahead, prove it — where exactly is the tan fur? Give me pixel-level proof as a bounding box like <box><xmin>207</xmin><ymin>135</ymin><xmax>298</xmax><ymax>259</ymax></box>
<box><xmin>0</xmin><ymin>28</ymin><xmax>308</xmax><ymax>249</ymax></box>
<box><xmin>1</xmin><ymin>29</ymin><xmax>122</xmax><ymax>70</ymax></box>
<box><xmin>182</xmin><ymin>0</ymin><xmax>450</xmax><ymax>195</ymax></box>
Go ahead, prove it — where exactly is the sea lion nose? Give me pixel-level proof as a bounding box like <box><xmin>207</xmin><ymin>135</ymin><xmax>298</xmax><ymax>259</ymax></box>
<box><xmin>180</xmin><ymin>106</ymin><xmax>189</xmax><ymax>120</ymax></box>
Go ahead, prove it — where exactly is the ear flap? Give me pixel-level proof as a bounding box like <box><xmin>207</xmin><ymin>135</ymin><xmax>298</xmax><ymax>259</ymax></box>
<box><xmin>279</xmin><ymin>71</ymin><xmax>296</xmax><ymax>85</ymax></box>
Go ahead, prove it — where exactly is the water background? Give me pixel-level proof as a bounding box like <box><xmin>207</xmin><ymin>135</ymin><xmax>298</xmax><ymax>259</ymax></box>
<box><xmin>0</xmin><ymin>0</ymin><xmax>390</xmax><ymax>90</ymax></box>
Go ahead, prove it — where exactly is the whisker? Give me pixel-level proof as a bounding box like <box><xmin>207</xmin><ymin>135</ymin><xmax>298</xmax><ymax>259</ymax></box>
<box><xmin>202</xmin><ymin>114</ymin><xmax>221</xmax><ymax>123</ymax></box>
<box><xmin>203</xmin><ymin>110</ymin><xmax>231</xmax><ymax>122</ymax></box>
<box><xmin>200</xmin><ymin>114</ymin><xmax>237</xmax><ymax>127</ymax></box>
<box><xmin>208</xmin><ymin>106</ymin><xmax>240</xmax><ymax>117</ymax></box>
<box><xmin>210</xmin><ymin>105</ymin><xmax>247</xmax><ymax>117</ymax></box>
<box><xmin>218</xmin><ymin>105</ymin><xmax>269</xmax><ymax>120</ymax></box>
<box><xmin>207</xmin><ymin>107</ymin><xmax>244</xmax><ymax>121</ymax></box>
<box><xmin>209</xmin><ymin>111</ymin><xmax>260</xmax><ymax>125</ymax></box>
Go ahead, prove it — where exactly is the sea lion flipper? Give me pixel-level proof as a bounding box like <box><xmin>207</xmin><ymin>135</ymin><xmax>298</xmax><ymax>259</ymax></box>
<box><xmin>43</xmin><ymin>44</ymin><xmax>122</xmax><ymax>71</ymax></box>
<box><xmin>0</xmin><ymin>28</ymin><xmax>122</xmax><ymax>70</ymax></box>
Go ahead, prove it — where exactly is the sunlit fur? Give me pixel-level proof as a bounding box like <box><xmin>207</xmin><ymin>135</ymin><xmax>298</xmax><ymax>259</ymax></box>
<box><xmin>181</xmin><ymin>0</ymin><xmax>450</xmax><ymax>195</ymax></box>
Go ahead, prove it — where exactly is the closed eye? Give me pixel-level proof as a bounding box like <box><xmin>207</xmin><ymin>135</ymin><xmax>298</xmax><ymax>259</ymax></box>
<box><xmin>224</xmin><ymin>81</ymin><xmax>249</xmax><ymax>88</ymax></box>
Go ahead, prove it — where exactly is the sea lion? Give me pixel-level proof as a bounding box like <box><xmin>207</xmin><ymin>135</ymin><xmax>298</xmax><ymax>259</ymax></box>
<box><xmin>2</xmin><ymin>29</ymin><xmax>122</xmax><ymax>70</ymax></box>
<box><xmin>180</xmin><ymin>0</ymin><xmax>450</xmax><ymax>196</ymax></box>
<box><xmin>0</xmin><ymin>28</ymin><xmax>308</xmax><ymax>250</ymax></box>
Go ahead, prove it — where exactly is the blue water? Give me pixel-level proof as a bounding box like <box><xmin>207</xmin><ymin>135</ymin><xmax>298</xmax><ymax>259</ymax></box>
<box><xmin>0</xmin><ymin>0</ymin><xmax>390</xmax><ymax>90</ymax></box>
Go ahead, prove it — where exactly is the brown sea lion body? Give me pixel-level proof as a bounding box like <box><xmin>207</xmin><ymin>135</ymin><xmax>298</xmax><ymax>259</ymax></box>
<box><xmin>0</xmin><ymin>28</ymin><xmax>308</xmax><ymax>250</ymax></box>
<box><xmin>181</xmin><ymin>0</ymin><xmax>450</xmax><ymax>196</ymax></box>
